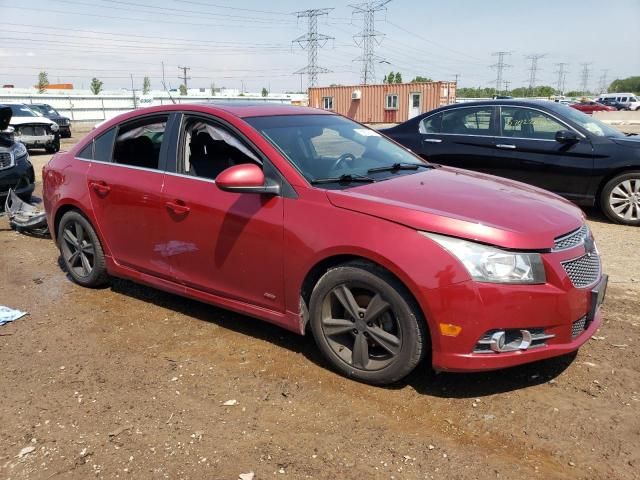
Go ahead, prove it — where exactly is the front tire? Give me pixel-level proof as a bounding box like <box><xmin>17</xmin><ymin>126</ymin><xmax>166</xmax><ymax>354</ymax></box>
<box><xmin>57</xmin><ymin>211</ymin><xmax>109</xmax><ymax>287</ymax></box>
<box><xmin>600</xmin><ymin>171</ymin><xmax>640</xmax><ymax>226</ymax></box>
<box><xmin>309</xmin><ymin>261</ymin><xmax>427</xmax><ymax>385</ymax></box>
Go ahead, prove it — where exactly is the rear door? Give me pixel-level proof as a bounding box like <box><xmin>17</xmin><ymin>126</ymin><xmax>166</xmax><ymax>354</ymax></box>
<box><xmin>414</xmin><ymin>105</ymin><xmax>500</xmax><ymax>173</ymax></box>
<box><xmin>86</xmin><ymin>114</ymin><xmax>174</xmax><ymax>279</ymax></box>
<box><xmin>489</xmin><ymin>106</ymin><xmax>594</xmax><ymax>202</ymax></box>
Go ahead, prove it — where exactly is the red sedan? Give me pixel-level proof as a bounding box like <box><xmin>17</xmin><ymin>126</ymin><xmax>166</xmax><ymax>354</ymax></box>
<box><xmin>42</xmin><ymin>103</ymin><xmax>606</xmax><ymax>385</ymax></box>
<box><xmin>570</xmin><ymin>101</ymin><xmax>616</xmax><ymax>115</ymax></box>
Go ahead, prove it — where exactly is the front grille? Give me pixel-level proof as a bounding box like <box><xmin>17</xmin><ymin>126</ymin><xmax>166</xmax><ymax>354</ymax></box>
<box><xmin>17</xmin><ymin>124</ymin><xmax>50</xmax><ymax>136</ymax></box>
<box><xmin>54</xmin><ymin>118</ymin><xmax>69</xmax><ymax>126</ymax></box>
<box><xmin>0</xmin><ymin>151</ymin><xmax>14</xmax><ymax>170</ymax></box>
<box><xmin>571</xmin><ymin>316</ymin><xmax>588</xmax><ymax>339</ymax></box>
<box><xmin>554</xmin><ymin>224</ymin><xmax>588</xmax><ymax>251</ymax></box>
<box><xmin>562</xmin><ymin>254</ymin><xmax>601</xmax><ymax>288</ymax></box>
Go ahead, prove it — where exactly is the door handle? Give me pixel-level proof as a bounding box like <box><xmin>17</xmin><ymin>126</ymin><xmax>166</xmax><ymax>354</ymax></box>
<box><xmin>165</xmin><ymin>200</ymin><xmax>190</xmax><ymax>215</ymax></box>
<box><xmin>89</xmin><ymin>181</ymin><xmax>111</xmax><ymax>195</ymax></box>
<box><xmin>496</xmin><ymin>144</ymin><xmax>516</xmax><ymax>150</ymax></box>
<box><xmin>423</xmin><ymin>138</ymin><xmax>443</xmax><ymax>143</ymax></box>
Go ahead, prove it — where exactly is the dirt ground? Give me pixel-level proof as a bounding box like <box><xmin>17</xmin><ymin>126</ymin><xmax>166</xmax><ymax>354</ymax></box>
<box><xmin>0</xmin><ymin>126</ymin><xmax>638</xmax><ymax>480</ymax></box>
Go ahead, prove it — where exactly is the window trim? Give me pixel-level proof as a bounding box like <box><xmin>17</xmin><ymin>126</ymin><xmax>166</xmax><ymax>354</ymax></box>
<box><xmin>322</xmin><ymin>96</ymin><xmax>334</xmax><ymax>110</ymax></box>
<box><xmin>385</xmin><ymin>94</ymin><xmax>399</xmax><ymax>110</ymax></box>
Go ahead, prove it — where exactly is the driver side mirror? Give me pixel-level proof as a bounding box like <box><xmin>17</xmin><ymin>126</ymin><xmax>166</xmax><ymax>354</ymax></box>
<box><xmin>216</xmin><ymin>163</ymin><xmax>280</xmax><ymax>195</ymax></box>
<box><xmin>555</xmin><ymin>130</ymin><xmax>579</xmax><ymax>144</ymax></box>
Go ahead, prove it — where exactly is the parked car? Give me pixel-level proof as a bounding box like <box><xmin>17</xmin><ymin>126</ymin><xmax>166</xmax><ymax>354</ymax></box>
<box><xmin>3</xmin><ymin>104</ymin><xmax>60</xmax><ymax>153</ymax></box>
<box><xmin>599</xmin><ymin>97</ymin><xmax>628</xmax><ymax>110</ymax></box>
<box><xmin>42</xmin><ymin>103</ymin><xmax>607</xmax><ymax>385</ymax></box>
<box><xmin>596</xmin><ymin>93</ymin><xmax>640</xmax><ymax>111</ymax></box>
<box><xmin>570</xmin><ymin>101</ymin><xmax>616</xmax><ymax>115</ymax></box>
<box><xmin>29</xmin><ymin>103</ymin><xmax>72</xmax><ymax>138</ymax></box>
<box><xmin>382</xmin><ymin>100</ymin><xmax>640</xmax><ymax>225</ymax></box>
<box><xmin>0</xmin><ymin>106</ymin><xmax>35</xmax><ymax>201</ymax></box>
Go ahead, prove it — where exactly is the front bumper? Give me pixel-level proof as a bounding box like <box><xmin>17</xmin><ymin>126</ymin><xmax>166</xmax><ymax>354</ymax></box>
<box><xmin>16</xmin><ymin>133</ymin><xmax>56</xmax><ymax>148</ymax></box>
<box><xmin>424</xmin><ymin>242</ymin><xmax>605</xmax><ymax>372</ymax></box>
<box><xmin>0</xmin><ymin>157</ymin><xmax>35</xmax><ymax>198</ymax></box>
<box><xmin>58</xmin><ymin>126</ymin><xmax>71</xmax><ymax>138</ymax></box>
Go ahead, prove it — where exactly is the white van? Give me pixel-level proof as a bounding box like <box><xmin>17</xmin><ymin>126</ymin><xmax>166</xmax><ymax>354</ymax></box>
<box><xmin>596</xmin><ymin>93</ymin><xmax>640</xmax><ymax>111</ymax></box>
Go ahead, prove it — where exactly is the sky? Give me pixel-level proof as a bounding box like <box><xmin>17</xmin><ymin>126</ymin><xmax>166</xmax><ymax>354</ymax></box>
<box><xmin>0</xmin><ymin>0</ymin><xmax>639</xmax><ymax>93</ymax></box>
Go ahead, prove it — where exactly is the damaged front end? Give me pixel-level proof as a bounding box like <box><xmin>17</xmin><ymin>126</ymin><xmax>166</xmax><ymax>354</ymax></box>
<box><xmin>3</xmin><ymin>189</ymin><xmax>49</xmax><ymax>235</ymax></box>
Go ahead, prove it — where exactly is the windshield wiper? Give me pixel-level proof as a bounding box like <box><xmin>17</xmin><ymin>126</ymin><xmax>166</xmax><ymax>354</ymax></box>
<box><xmin>310</xmin><ymin>173</ymin><xmax>376</xmax><ymax>185</ymax></box>
<box><xmin>367</xmin><ymin>162</ymin><xmax>433</xmax><ymax>173</ymax></box>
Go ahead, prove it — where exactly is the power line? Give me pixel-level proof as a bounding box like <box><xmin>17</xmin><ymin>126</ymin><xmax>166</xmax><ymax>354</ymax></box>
<box><xmin>554</xmin><ymin>62</ymin><xmax>569</xmax><ymax>95</ymax></box>
<box><xmin>351</xmin><ymin>1</ymin><xmax>391</xmax><ymax>85</ymax></box>
<box><xmin>490</xmin><ymin>51</ymin><xmax>511</xmax><ymax>93</ymax></box>
<box><xmin>178</xmin><ymin>66</ymin><xmax>191</xmax><ymax>90</ymax></box>
<box><xmin>525</xmin><ymin>53</ymin><xmax>545</xmax><ymax>96</ymax></box>
<box><xmin>580</xmin><ymin>63</ymin><xmax>592</xmax><ymax>96</ymax></box>
<box><xmin>293</xmin><ymin>9</ymin><xmax>334</xmax><ymax>88</ymax></box>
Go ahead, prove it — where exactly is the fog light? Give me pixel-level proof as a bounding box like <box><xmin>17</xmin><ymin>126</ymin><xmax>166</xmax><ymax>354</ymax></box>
<box><xmin>439</xmin><ymin>323</ymin><xmax>462</xmax><ymax>337</ymax></box>
<box><xmin>490</xmin><ymin>330</ymin><xmax>532</xmax><ymax>352</ymax></box>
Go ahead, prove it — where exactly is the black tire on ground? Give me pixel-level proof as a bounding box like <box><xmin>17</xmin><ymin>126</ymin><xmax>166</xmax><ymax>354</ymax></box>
<box><xmin>45</xmin><ymin>141</ymin><xmax>60</xmax><ymax>154</ymax></box>
<box><xmin>57</xmin><ymin>210</ymin><xmax>109</xmax><ymax>287</ymax></box>
<box><xmin>600</xmin><ymin>171</ymin><xmax>640</xmax><ymax>226</ymax></box>
<box><xmin>309</xmin><ymin>260</ymin><xmax>428</xmax><ymax>385</ymax></box>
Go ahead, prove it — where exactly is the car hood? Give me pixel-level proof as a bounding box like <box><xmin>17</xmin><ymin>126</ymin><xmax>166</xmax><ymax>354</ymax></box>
<box><xmin>0</xmin><ymin>106</ymin><xmax>11</xmax><ymax>131</ymax></box>
<box><xmin>326</xmin><ymin>167</ymin><xmax>584</xmax><ymax>250</ymax></box>
<box><xmin>612</xmin><ymin>136</ymin><xmax>640</xmax><ymax>147</ymax></box>
<box><xmin>10</xmin><ymin>116</ymin><xmax>56</xmax><ymax>126</ymax></box>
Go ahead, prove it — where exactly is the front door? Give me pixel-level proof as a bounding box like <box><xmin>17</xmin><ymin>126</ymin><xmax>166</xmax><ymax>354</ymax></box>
<box><xmin>86</xmin><ymin>114</ymin><xmax>173</xmax><ymax>278</ymax></box>
<box><xmin>490</xmin><ymin>106</ymin><xmax>594</xmax><ymax>202</ymax></box>
<box><xmin>161</xmin><ymin>114</ymin><xmax>285</xmax><ymax>311</ymax></box>
<box><xmin>409</xmin><ymin>93</ymin><xmax>421</xmax><ymax>119</ymax></box>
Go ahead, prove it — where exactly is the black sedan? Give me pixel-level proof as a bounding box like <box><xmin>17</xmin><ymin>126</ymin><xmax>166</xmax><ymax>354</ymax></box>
<box><xmin>29</xmin><ymin>103</ymin><xmax>72</xmax><ymax>138</ymax></box>
<box><xmin>382</xmin><ymin>100</ymin><xmax>640</xmax><ymax>226</ymax></box>
<box><xmin>0</xmin><ymin>106</ymin><xmax>35</xmax><ymax>202</ymax></box>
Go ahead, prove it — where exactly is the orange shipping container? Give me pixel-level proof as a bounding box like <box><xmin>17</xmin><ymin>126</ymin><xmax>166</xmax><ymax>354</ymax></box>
<box><xmin>308</xmin><ymin>82</ymin><xmax>456</xmax><ymax>124</ymax></box>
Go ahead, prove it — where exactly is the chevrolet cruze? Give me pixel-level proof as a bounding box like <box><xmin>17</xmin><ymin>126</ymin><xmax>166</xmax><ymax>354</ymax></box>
<box><xmin>43</xmin><ymin>103</ymin><xmax>607</xmax><ymax>385</ymax></box>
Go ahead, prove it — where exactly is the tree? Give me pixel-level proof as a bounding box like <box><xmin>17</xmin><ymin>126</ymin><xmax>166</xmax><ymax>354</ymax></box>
<box><xmin>179</xmin><ymin>84</ymin><xmax>187</xmax><ymax>96</ymax></box>
<box><xmin>142</xmin><ymin>76</ymin><xmax>151</xmax><ymax>95</ymax></box>
<box><xmin>90</xmin><ymin>77</ymin><xmax>103</xmax><ymax>95</ymax></box>
<box><xmin>261</xmin><ymin>87</ymin><xmax>268</xmax><ymax>97</ymax></box>
<box><xmin>386</xmin><ymin>71</ymin><xmax>395</xmax><ymax>84</ymax></box>
<box><xmin>608</xmin><ymin>76</ymin><xmax>640</xmax><ymax>94</ymax></box>
<box><xmin>411</xmin><ymin>76</ymin><xmax>432</xmax><ymax>83</ymax></box>
<box><xmin>36</xmin><ymin>71</ymin><xmax>49</xmax><ymax>93</ymax></box>
<box><xmin>394</xmin><ymin>72</ymin><xmax>403</xmax><ymax>83</ymax></box>
<box><xmin>382</xmin><ymin>74</ymin><xmax>387</xmax><ymax>83</ymax></box>
<box><xmin>564</xmin><ymin>90</ymin><xmax>583</xmax><ymax>98</ymax></box>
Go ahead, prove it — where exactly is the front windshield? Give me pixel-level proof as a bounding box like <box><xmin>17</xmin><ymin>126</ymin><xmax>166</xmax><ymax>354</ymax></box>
<box><xmin>9</xmin><ymin>105</ymin><xmax>39</xmax><ymax>117</ymax></box>
<box><xmin>559</xmin><ymin>104</ymin><xmax>624</xmax><ymax>137</ymax></box>
<box><xmin>245</xmin><ymin>114</ymin><xmax>428</xmax><ymax>187</ymax></box>
<box><xmin>32</xmin><ymin>105</ymin><xmax>57</xmax><ymax>115</ymax></box>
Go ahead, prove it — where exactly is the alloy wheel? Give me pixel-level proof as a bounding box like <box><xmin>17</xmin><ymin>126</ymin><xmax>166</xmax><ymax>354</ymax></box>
<box><xmin>320</xmin><ymin>284</ymin><xmax>402</xmax><ymax>371</ymax></box>
<box><xmin>609</xmin><ymin>179</ymin><xmax>640</xmax><ymax>221</ymax></box>
<box><xmin>60</xmin><ymin>220</ymin><xmax>95</xmax><ymax>278</ymax></box>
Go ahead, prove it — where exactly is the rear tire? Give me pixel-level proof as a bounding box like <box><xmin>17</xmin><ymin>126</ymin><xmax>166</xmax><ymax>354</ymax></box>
<box><xmin>309</xmin><ymin>261</ymin><xmax>427</xmax><ymax>385</ymax></box>
<box><xmin>600</xmin><ymin>171</ymin><xmax>640</xmax><ymax>226</ymax></box>
<box><xmin>57</xmin><ymin>211</ymin><xmax>109</xmax><ymax>287</ymax></box>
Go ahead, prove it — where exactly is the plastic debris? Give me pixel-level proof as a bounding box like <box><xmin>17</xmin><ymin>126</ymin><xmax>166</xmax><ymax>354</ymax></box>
<box><xmin>0</xmin><ymin>306</ymin><xmax>27</xmax><ymax>326</ymax></box>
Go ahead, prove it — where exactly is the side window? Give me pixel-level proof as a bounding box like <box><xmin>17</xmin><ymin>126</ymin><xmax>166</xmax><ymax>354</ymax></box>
<box><xmin>501</xmin><ymin>107</ymin><xmax>566</xmax><ymax>140</ymax></box>
<box><xmin>112</xmin><ymin>116</ymin><xmax>167</xmax><ymax>169</ymax></box>
<box><xmin>419</xmin><ymin>113</ymin><xmax>442</xmax><ymax>134</ymax></box>
<box><xmin>93</xmin><ymin>128</ymin><xmax>116</xmax><ymax>162</ymax></box>
<box><xmin>77</xmin><ymin>142</ymin><xmax>93</xmax><ymax>160</ymax></box>
<box><xmin>620</xmin><ymin>97</ymin><xmax>628</xmax><ymax>102</ymax></box>
<box><xmin>182</xmin><ymin>118</ymin><xmax>260</xmax><ymax>180</ymax></box>
<box><xmin>441</xmin><ymin>107</ymin><xmax>494</xmax><ymax>136</ymax></box>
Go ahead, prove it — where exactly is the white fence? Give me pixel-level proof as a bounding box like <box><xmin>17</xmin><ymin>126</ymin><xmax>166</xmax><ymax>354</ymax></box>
<box><xmin>0</xmin><ymin>94</ymin><xmax>293</xmax><ymax>122</ymax></box>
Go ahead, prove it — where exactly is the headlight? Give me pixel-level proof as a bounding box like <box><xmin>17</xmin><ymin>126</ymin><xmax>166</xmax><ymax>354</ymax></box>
<box><xmin>50</xmin><ymin>123</ymin><xmax>59</xmax><ymax>132</ymax></box>
<box><xmin>421</xmin><ymin>232</ymin><xmax>546</xmax><ymax>284</ymax></box>
<box><xmin>13</xmin><ymin>141</ymin><xmax>28</xmax><ymax>159</ymax></box>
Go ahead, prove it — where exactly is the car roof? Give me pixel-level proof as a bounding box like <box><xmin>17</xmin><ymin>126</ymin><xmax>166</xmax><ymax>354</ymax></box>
<box><xmin>190</xmin><ymin>102</ymin><xmax>332</xmax><ymax>118</ymax></box>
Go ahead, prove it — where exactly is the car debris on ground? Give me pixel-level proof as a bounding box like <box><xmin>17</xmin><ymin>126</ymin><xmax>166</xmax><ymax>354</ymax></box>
<box><xmin>0</xmin><ymin>306</ymin><xmax>27</xmax><ymax>326</ymax></box>
<box><xmin>3</xmin><ymin>188</ymin><xmax>49</xmax><ymax>235</ymax></box>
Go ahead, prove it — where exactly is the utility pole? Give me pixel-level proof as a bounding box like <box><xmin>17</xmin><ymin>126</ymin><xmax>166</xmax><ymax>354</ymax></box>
<box><xmin>130</xmin><ymin>74</ymin><xmax>137</xmax><ymax>109</ymax></box>
<box><xmin>491</xmin><ymin>51</ymin><xmax>511</xmax><ymax>95</ymax></box>
<box><xmin>454</xmin><ymin>73</ymin><xmax>460</xmax><ymax>84</ymax></box>
<box><xmin>178</xmin><ymin>65</ymin><xmax>191</xmax><ymax>90</ymax></box>
<box><xmin>579</xmin><ymin>63</ymin><xmax>591</xmax><ymax>96</ymax></box>
<box><xmin>554</xmin><ymin>62</ymin><xmax>569</xmax><ymax>95</ymax></box>
<box><xmin>293</xmin><ymin>8</ymin><xmax>334</xmax><ymax>89</ymax></box>
<box><xmin>598</xmin><ymin>69</ymin><xmax>609</xmax><ymax>94</ymax></box>
<box><xmin>525</xmin><ymin>53</ymin><xmax>545</xmax><ymax>96</ymax></box>
<box><xmin>351</xmin><ymin>1</ymin><xmax>391</xmax><ymax>85</ymax></box>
